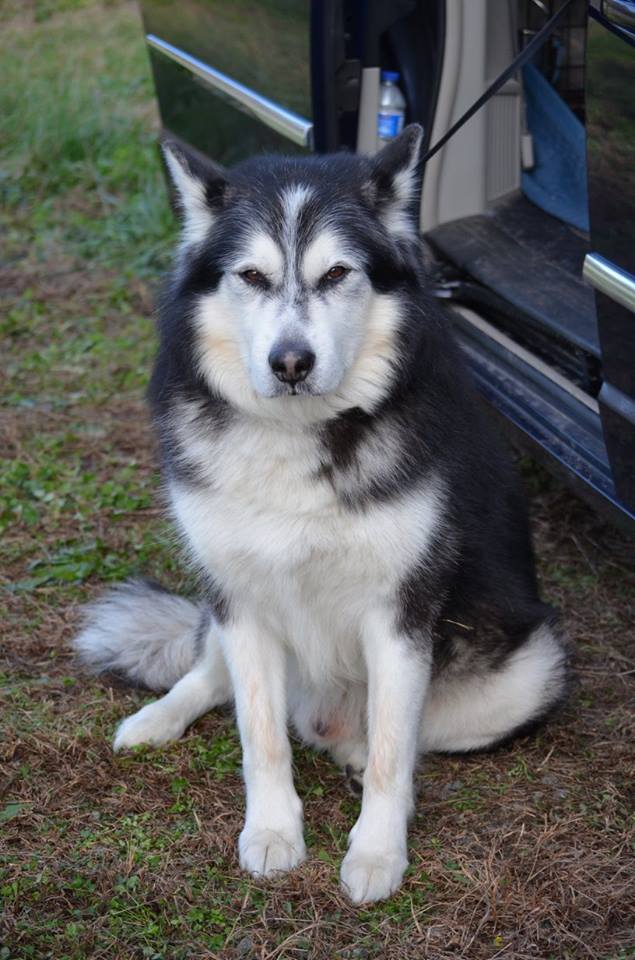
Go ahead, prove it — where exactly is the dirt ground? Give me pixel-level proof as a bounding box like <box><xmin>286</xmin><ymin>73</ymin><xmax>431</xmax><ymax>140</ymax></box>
<box><xmin>2</xmin><ymin>340</ymin><xmax>634</xmax><ymax>960</ymax></box>
<box><xmin>1</xmin><ymin>3</ymin><xmax>634</xmax><ymax>959</ymax></box>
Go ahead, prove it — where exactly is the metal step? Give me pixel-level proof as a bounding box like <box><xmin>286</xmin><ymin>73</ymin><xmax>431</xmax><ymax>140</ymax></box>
<box><xmin>427</xmin><ymin>192</ymin><xmax>600</xmax><ymax>373</ymax></box>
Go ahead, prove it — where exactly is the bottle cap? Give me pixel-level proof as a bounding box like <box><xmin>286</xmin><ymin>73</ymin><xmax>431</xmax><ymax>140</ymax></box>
<box><xmin>381</xmin><ymin>70</ymin><xmax>400</xmax><ymax>83</ymax></box>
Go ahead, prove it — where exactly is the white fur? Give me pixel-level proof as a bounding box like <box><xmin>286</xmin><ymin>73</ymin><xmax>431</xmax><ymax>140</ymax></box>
<box><xmin>280</xmin><ymin>184</ymin><xmax>313</xmax><ymax>269</ymax></box>
<box><xmin>194</xmin><ymin>261</ymin><xmax>366</xmax><ymax>401</ymax></box>
<box><xmin>74</xmin><ymin>582</ymin><xmax>205</xmax><ymax>692</ymax></box>
<box><xmin>162</xmin><ymin>146</ymin><xmax>214</xmax><ymax>247</ymax></box>
<box><xmin>281</xmin><ymin>183</ymin><xmax>313</xmax><ymax>223</ymax></box>
<box><xmin>109</xmin><ymin>463</ymin><xmax>564</xmax><ymax>903</ymax></box>
<box><xmin>193</xmin><ymin>287</ymin><xmax>401</xmax><ymax>424</ymax></box>
<box><xmin>221</xmin><ymin>614</ymin><xmax>306</xmax><ymax>877</ymax></box>
<box><xmin>420</xmin><ymin>623</ymin><xmax>568</xmax><ymax>752</ymax></box>
<box><xmin>160</xmin><ymin>406</ymin><xmax>444</xmax><ymax>901</ymax></box>
<box><xmin>329</xmin><ymin>411</ymin><xmax>410</xmax><ymax>502</ymax></box>
<box><xmin>191</xmin><ymin>183</ymin><xmax>380</xmax><ymax>403</ymax></box>
<box><xmin>169</xmin><ymin>415</ymin><xmax>444</xmax><ymax>688</ymax></box>
<box><xmin>104</xmin><ymin>134</ymin><xmax>564</xmax><ymax>902</ymax></box>
<box><xmin>340</xmin><ymin>612</ymin><xmax>431</xmax><ymax>902</ymax></box>
<box><xmin>375</xmin><ymin>127</ymin><xmax>423</xmax><ymax>238</ymax></box>
<box><xmin>381</xmin><ymin>165</ymin><xmax>419</xmax><ymax>238</ymax></box>
<box><xmin>233</xmin><ymin>231</ymin><xmax>284</xmax><ymax>283</ymax></box>
<box><xmin>300</xmin><ymin>227</ymin><xmax>356</xmax><ymax>285</ymax></box>
<box><xmin>113</xmin><ymin>620</ymin><xmax>231</xmax><ymax>750</ymax></box>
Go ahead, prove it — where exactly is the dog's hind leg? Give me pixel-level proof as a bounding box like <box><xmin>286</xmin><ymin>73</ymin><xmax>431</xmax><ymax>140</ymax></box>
<box><xmin>113</xmin><ymin>616</ymin><xmax>232</xmax><ymax>751</ymax></box>
<box><xmin>330</xmin><ymin>739</ymin><xmax>368</xmax><ymax>795</ymax></box>
<box><xmin>420</xmin><ymin>620</ymin><xmax>571</xmax><ymax>754</ymax></box>
<box><xmin>288</xmin><ymin>675</ymin><xmax>368</xmax><ymax>788</ymax></box>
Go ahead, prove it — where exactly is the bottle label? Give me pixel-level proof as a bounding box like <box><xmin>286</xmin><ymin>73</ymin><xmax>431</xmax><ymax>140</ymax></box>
<box><xmin>377</xmin><ymin>111</ymin><xmax>404</xmax><ymax>140</ymax></box>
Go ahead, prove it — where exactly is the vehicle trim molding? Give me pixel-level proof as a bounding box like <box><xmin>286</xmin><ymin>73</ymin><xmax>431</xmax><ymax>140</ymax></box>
<box><xmin>145</xmin><ymin>34</ymin><xmax>314</xmax><ymax>148</ymax></box>
<box><xmin>451</xmin><ymin>305</ymin><xmax>600</xmax><ymax>415</ymax></box>
<box><xmin>604</xmin><ymin>0</ymin><xmax>635</xmax><ymax>32</ymax></box>
<box><xmin>583</xmin><ymin>253</ymin><xmax>635</xmax><ymax>314</ymax></box>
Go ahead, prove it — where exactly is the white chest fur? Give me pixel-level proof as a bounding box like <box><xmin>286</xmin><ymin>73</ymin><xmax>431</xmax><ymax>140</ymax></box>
<box><xmin>169</xmin><ymin>406</ymin><xmax>442</xmax><ymax>685</ymax></box>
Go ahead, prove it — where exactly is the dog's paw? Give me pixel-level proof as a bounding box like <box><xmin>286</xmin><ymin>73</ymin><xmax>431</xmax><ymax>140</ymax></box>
<box><xmin>344</xmin><ymin>764</ymin><xmax>364</xmax><ymax>797</ymax></box>
<box><xmin>239</xmin><ymin>826</ymin><xmax>306</xmax><ymax>877</ymax></box>
<box><xmin>113</xmin><ymin>702</ymin><xmax>186</xmax><ymax>751</ymax></box>
<box><xmin>330</xmin><ymin>739</ymin><xmax>368</xmax><ymax>775</ymax></box>
<box><xmin>340</xmin><ymin>847</ymin><xmax>408</xmax><ymax>903</ymax></box>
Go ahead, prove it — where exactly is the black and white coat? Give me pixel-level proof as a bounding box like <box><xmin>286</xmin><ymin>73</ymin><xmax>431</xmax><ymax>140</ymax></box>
<box><xmin>76</xmin><ymin>127</ymin><xmax>570</xmax><ymax>903</ymax></box>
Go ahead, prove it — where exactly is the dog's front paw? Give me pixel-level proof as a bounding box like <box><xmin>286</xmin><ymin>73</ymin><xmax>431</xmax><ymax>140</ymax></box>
<box><xmin>239</xmin><ymin>825</ymin><xmax>306</xmax><ymax>877</ymax></box>
<box><xmin>340</xmin><ymin>846</ymin><xmax>408</xmax><ymax>903</ymax></box>
<box><xmin>113</xmin><ymin>701</ymin><xmax>186</xmax><ymax>751</ymax></box>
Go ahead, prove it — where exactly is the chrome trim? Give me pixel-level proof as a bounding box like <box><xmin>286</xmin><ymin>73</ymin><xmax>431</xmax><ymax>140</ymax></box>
<box><xmin>583</xmin><ymin>253</ymin><xmax>635</xmax><ymax>314</ymax></box>
<box><xmin>451</xmin><ymin>305</ymin><xmax>601</xmax><ymax>415</ymax></box>
<box><xmin>603</xmin><ymin>0</ymin><xmax>635</xmax><ymax>30</ymax></box>
<box><xmin>146</xmin><ymin>34</ymin><xmax>313</xmax><ymax>149</ymax></box>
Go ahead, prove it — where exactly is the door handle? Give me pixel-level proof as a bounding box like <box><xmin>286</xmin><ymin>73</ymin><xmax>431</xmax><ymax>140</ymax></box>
<box><xmin>584</xmin><ymin>253</ymin><xmax>635</xmax><ymax>314</ymax></box>
<box><xmin>603</xmin><ymin>0</ymin><xmax>635</xmax><ymax>31</ymax></box>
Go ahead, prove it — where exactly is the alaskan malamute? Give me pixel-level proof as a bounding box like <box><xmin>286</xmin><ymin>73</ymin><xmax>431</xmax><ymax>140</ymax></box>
<box><xmin>75</xmin><ymin>126</ymin><xmax>570</xmax><ymax>903</ymax></box>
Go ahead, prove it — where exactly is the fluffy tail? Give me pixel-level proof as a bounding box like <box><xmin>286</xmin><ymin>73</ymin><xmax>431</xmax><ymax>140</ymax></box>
<box><xmin>73</xmin><ymin>579</ymin><xmax>208</xmax><ymax>692</ymax></box>
<box><xmin>421</xmin><ymin>619</ymin><xmax>572</xmax><ymax>753</ymax></box>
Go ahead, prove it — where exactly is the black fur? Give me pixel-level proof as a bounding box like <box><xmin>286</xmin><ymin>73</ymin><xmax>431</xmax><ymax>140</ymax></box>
<box><xmin>150</xmin><ymin>135</ymin><xmax>570</xmax><ymax>727</ymax></box>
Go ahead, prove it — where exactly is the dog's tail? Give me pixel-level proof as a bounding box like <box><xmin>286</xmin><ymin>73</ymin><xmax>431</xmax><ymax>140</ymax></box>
<box><xmin>73</xmin><ymin>579</ymin><xmax>208</xmax><ymax>691</ymax></box>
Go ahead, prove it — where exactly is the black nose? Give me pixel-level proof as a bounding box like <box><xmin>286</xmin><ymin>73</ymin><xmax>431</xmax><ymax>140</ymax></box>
<box><xmin>268</xmin><ymin>342</ymin><xmax>315</xmax><ymax>384</ymax></box>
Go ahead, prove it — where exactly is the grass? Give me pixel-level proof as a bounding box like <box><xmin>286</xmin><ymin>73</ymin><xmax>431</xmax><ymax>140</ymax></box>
<box><xmin>1</xmin><ymin>3</ymin><xmax>634</xmax><ymax>958</ymax></box>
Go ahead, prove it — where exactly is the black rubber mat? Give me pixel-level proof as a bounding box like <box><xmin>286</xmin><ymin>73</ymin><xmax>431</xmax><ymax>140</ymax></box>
<box><xmin>426</xmin><ymin>192</ymin><xmax>599</xmax><ymax>358</ymax></box>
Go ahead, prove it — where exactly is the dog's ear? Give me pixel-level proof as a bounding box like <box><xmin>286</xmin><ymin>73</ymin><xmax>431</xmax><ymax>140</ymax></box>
<box><xmin>161</xmin><ymin>139</ymin><xmax>228</xmax><ymax>244</ymax></box>
<box><xmin>365</xmin><ymin>124</ymin><xmax>423</xmax><ymax>238</ymax></box>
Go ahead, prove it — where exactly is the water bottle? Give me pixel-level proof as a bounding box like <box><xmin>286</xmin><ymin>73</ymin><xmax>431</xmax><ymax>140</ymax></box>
<box><xmin>377</xmin><ymin>70</ymin><xmax>406</xmax><ymax>143</ymax></box>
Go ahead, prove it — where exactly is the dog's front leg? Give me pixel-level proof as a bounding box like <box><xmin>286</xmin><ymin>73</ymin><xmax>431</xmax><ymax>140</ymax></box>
<box><xmin>341</xmin><ymin>610</ymin><xmax>431</xmax><ymax>903</ymax></box>
<box><xmin>220</xmin><ymin>617</ymin><xmax>305</xmax><ymax>877</ymax></box>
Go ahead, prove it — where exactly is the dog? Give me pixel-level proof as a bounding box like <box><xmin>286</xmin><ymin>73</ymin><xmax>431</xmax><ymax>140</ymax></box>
<box><xmin>74</xmin><ymin>125</ymin><xmax>570</xmax><ymax>903</ymax></box>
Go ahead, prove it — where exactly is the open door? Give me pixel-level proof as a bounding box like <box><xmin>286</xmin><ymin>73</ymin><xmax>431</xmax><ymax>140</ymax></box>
<box><xmin>584</xmin><ymin>0</ymin><xmax>635</xmax><ymax>512</ymax></box>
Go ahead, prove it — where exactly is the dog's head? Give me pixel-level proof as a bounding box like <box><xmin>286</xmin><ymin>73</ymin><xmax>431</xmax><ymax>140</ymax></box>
<box><xmin>163</xmin><ymin>126</ymin><xmax>423</xmax><ymax>420</ymax></box>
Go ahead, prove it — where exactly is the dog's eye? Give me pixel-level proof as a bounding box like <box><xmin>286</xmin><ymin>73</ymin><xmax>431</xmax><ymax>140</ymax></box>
<box><xmin>323</xmin><ymin>265</ymin><xmax>348</xmax><ymax>282</ymax></box>
<box><xmin>240</xmin><ymin>269</ymin><xmax>267</xmax><ymax>287</ymax></box>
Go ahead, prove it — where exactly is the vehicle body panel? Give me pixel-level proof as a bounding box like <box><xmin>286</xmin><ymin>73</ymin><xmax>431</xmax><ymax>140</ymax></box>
<box><xmin>138</xmin><ymin>0</ymin><xmax>635</xmax><ymax>531</ymax></box>
<box><xmin>585</xmin><ymin>2</ymin><xmax>635</xmax><ymax>510</ymax></box>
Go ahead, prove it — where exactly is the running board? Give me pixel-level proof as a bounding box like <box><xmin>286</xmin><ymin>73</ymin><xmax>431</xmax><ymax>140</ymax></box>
<box><xmin>446</xmin><ymin>304</ymin><xmax>635</xmax><ymax>532</ymax></box>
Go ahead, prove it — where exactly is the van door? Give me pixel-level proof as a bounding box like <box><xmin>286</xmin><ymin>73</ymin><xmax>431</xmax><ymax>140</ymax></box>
<box><xmin>141</xmin><ymin>0</ymin><xmax>314</xmax><ymax>165</ymax></box>
<box><xmin>584</xmin><ymin>0</ymin><xmax>635</xmax><ymax>510</ymax></box>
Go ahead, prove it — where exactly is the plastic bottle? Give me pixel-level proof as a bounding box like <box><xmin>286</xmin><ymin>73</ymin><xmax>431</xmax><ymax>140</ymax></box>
<box><xmin>377</xmin><ymin>70</ymin><xmax>406</xmax><ymax>143</ymax></box>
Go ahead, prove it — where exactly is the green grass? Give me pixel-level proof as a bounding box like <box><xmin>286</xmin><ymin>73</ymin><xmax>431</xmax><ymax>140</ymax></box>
<box><xmin>0</xmin><ymin>0</ymin><xmax>173</xmax><ymax>276</ymax></box>
<box><xmin>0</xmin><ymin>2</ymin><xmax>180</xmax><ymax>600</ymax></box>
